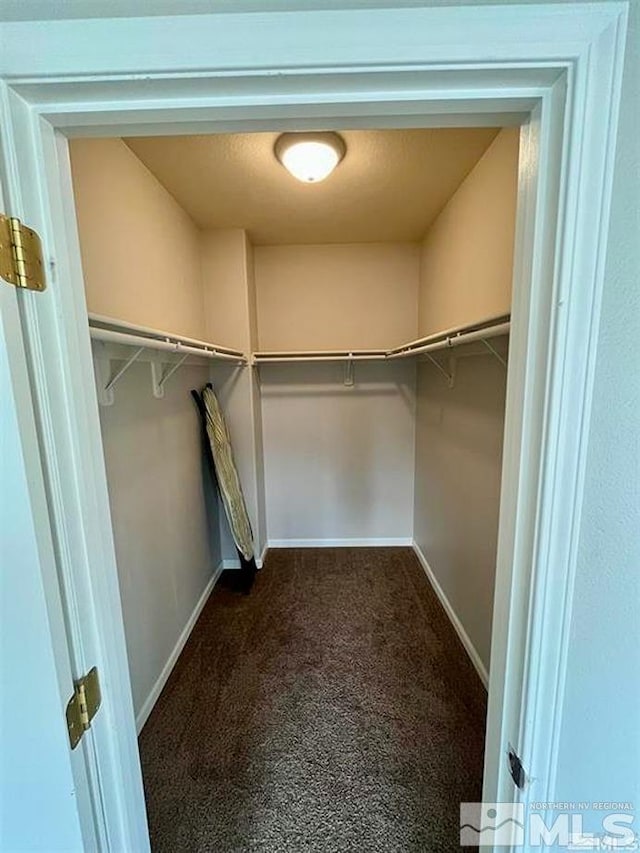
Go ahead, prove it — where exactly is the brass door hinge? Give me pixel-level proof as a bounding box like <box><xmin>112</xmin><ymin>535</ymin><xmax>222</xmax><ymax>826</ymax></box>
<box><xmin>66</xmin><ymin>666</ymin><xmax>101</xmax><ymax>749</ymax></box>
<box><xmin>0</xmin><ymin>214</ymin><xmax>46</xmax><ymax>292</ymax></box>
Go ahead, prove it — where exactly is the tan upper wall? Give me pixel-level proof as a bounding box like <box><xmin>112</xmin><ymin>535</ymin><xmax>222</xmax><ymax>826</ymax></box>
<box><xmin>71</xmin><ymin>132</ymin><xmax>517</xmax><ymax>350</ymax></box>
<box><xmin>254</xmin><ymin>243</ymin><xmax>420</xmax><ymax>351</ymax></box>
<box><xmin>418</xmin><ymin>127</ymin><xmax>520</xmax><ymax>337</ymax></box>
<box><xmin>69</xmin><ymin>138</ymin><xmax>205</xmax><ymax>339</ymax></box>
<box><xmin>200</xmin><ymin>228</ymin><xmax>256</xmax><ymax>351</ymax></box>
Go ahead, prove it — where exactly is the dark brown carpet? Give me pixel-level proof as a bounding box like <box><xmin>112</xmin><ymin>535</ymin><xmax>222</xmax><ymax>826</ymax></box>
<box><xmin>139</xmin><ymin>547</ymin><xmax>486</xmax><ymax>852</ymax></box>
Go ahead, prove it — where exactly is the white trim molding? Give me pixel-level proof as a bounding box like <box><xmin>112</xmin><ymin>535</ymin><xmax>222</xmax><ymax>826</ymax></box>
<box><xmin>412</xmin><ymin>543</ymin><xmax>489</xmax><ymax>688</ymax></box>
<box><xmin>135</xmin><ymin>562</ymin><xmax>223</xmax><ymax>734</ymax></box>
<box><xmin>0</xmin><ymin>3</ymin><xmax>627</xmax><ymax>850</ymax></box>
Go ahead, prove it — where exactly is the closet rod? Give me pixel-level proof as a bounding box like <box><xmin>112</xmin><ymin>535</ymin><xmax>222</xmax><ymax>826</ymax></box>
<box><xmin>386</xmin><ymin>313</ymin><xmax>511</xmax><ymax>357</ymax></box>
<box><xmin>90</xmin><ymin>327</ymin><xmax>246</xmax><ymax>363</ymax></box>
<box><xmin>256</xmin><ymin>348</ymin><xmax>387</xmax><ymax>357</ymax></box>
<box><xmin>254</xmin><ymin>354</ymin><xmax>387</xmax><ymax>364</ymax></box>
<box><xmin>88</xmin><ymin>312</ymin><xmax>244</xmax><ymax>358</ymax></box>
<box><xmin>388</xmin><ymin>321</ymin><xmax>511</xmax><ymax>359</ymax></box>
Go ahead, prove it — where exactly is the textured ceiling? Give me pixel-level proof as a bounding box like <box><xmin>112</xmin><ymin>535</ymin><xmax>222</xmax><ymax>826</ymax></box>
<box><xmin>125</xmin><ymin>128</ymin><xmax>499</xmax><ymax>245</ymax></box>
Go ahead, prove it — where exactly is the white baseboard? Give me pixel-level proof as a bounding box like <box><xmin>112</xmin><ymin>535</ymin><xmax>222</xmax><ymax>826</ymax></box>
<box><xmin>267</xmin><ymin>537</ymin><xmax>413</xmax><ymax>548</ymax></box>
<box><xmin>412</xmin><ymin>542</ymin><xmax>489</xmax><ymax>689</ymax></box>
<box><xmin>226</xmin><ymin>539</ymin><xmax>408</xmax><ymax>561</ymax></box>
<box><xmin>136</xmin><ymin>562</ymin><xmax>223</xmax><ymax>733</ymax></box>
<box><xmin>222</xmin><ymin>541</ymin><xmax>268</xmax><ymax>570</ymax></box>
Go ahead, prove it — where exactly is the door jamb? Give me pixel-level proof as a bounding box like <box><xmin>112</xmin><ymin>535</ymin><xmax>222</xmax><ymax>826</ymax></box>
<box><xmin>0</xmin><ymin>4</ymin><xmax>627</xmax><ymax>849</ymax></box>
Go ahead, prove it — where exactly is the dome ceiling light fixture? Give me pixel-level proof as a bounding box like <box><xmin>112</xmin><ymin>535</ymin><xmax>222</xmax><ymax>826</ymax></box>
<box><xmin>274</xmin><ymin>132</ymin><xmax>347</xmax><ymax>183</ymax></box>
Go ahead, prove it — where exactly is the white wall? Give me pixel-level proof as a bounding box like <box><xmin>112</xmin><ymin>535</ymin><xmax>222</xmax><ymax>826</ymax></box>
<box><xmin>246</xmin><ymin>238</ymin><xmax>268</xmax><ymax>557</ymax></box>
<box><xmin>413</xmin><ymin>342</ymin><xmax>508</xmax><ymax>674</ymax></box>
<box><xmin>70</xmin><ymin>138</ymin><xmax>206</xmax><ymax>339</ymax></box>
<box><xmin>97</xmin><ymin>361</ymin><xmax>220</xmax><ymax>726</ymax></box>
<box><xmin>260</xmin><ymin>360</ymin><xmax>416</xmax><ymax>545</ymax></box>
<box><xmin>201</xmin><ymin>229</ymin><xmax>267</xmax><ymax>562</ymax></box>
<box><xmin>413</xmin><ymin>129</ymin><xmax>518</xmax><ymax>678</ymax></box>
<box><xmin>255</xmin><ymin>242</ymin><xmax>420</xmax><ymax>350</ymax></box>
<box><xmin>255</xmin><ymin>242</ymin><xmax>419</xmax><ymax>545</ymax></box>
<box><xmin>553</xmin><ymin>0</ymin><xmax>640</xmax><ymax>817</ymax></box>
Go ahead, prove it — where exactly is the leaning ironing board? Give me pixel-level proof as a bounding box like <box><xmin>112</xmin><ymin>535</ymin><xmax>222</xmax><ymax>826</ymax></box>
<box><xmin>192</xmin><ymin>383</ymin><xmax>257</xmax><ymax>593</ymax></box>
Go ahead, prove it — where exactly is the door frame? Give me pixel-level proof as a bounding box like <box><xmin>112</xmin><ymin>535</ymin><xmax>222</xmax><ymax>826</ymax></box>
<box><xmin>0</xmin><ymin>4</ymin><xmax>627</xmax><ymax>849</ymax></box>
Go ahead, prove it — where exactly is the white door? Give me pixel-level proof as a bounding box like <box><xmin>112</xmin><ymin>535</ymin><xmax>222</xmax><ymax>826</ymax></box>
<box><xmin>0</xmin><ymin>282</ymin><xmax>98</xmax><ymax>849</ymax></box>
<box><xmin>0</xmin><ymin>86</ymin><xmax>150</xmax><ymax>852</ymax></box>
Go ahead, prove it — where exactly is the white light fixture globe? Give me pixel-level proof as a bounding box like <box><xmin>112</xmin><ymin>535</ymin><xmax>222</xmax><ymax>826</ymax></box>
<box><xmin>275</xmin><ymin>132</ymin><xmax>346</xmax><ymax>183</ymax></box>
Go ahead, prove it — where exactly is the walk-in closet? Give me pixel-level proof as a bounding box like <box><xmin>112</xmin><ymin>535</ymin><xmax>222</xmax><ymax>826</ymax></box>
<box><xmin>69</xmin><ymin>124</ymin><xmax>519</xmax><ymax>851</ymax></box>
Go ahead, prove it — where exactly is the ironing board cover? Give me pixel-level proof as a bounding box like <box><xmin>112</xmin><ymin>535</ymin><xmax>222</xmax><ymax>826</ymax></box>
<box><xmin>202</xmin><ymin>385</ymin><xmax>254</xmax><ymax>561</ymax></box>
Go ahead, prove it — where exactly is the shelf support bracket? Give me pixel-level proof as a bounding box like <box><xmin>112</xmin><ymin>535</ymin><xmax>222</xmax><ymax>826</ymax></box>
<box><xmin>481</xmin><ymin>337</ymin><xmax>508</xmax><ymax>368</ymax></box>
<box><xmin>344</xmin><ymin>356</ymin><xmax>354</xmax><ymax>387</ymax></box>
<box><xmin>151</xmin><ymin>353</ymin><xmax>189</xmax><ymax>398</ymax></box>
<box><xmin>423</xmin><ymin>352</ymin><xmax>456</xmax><ymax>389</ymax></box>
<box><xmin>105</xmin><ymin>346</ymin><xmax>145</xmax><ymax>392</ymax></box>
<box><xmin>94</xmin><ymin>345</ymin><xmax>144</xmax><ymax>406</ymax></box>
